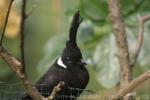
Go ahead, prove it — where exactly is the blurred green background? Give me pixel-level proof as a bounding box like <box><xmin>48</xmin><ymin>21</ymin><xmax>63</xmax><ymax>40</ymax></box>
<box><xmin>0</xmin><ymin>0</ymin><xmax>150</xmax><ymax>97</ymax></box>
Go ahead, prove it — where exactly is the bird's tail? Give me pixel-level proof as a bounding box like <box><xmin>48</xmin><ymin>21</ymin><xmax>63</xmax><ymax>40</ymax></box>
<box><xmin>69</xmin><ymin>11</ymin><xmax>83</xmax><ymax>46</ymax></box>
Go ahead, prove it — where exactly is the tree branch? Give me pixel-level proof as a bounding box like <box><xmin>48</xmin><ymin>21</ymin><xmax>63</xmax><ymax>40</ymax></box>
<box><xmin>130</xmin><ymin>14</ymin><xmax>150</xmax><ymax>67</ymax></box>
<box><xmin>20</xmin><ymin>0</ymin><xmax>27</xmax><ymax>73</ymax></box>
<box><xmin>48</xmin><ymin>82</ymin><xmax>65</xmax><ymax>100</ymax></box>
<box><xmin>0</xmin><ymin>46</ymin><xmax>65</xmax><ymax>100</ymax></box>
<box><xmin>0</xmin><ymin>2</ymin><xmax>68</xmax><ymax>98</ymax></box>
<box><xmin>107</xmin><ymin>1</ymin><xmax>150</xmax><ymax>100</ymax></box>
<box><xmin>0</xmin><ymin>0</ymin><xmax>14</xmax><ymax>45</ymax></box>
<box><xmin>0</xmin><ymin>46</ymin><xmax>43</xmax><ymax>100</ymax></box>
<box><xmin>111</xmin><ymin>70</ymin><xmax>150</xmax><ymax>100</ymax></box>
<box><xmin>108</xmin><ymin>0</ymin><xmax>131</xmax><ymax>86</ymax></box>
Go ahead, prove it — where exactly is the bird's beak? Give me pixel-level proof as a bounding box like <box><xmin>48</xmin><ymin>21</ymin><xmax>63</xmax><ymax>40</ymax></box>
<box><xmin>78</xmin><ymin>59</ymin><xmax>87</xmax><ymax>66</ymax></box>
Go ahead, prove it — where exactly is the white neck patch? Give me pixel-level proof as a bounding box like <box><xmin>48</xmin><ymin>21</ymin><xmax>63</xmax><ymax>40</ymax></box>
<box><xmin>57</xmin><ymin>57</ymin><xmax>67</xmax><ymax>69</ymax></box>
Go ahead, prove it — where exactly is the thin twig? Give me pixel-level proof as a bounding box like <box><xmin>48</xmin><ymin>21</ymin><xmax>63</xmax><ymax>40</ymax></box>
<box><xmin>0</xmin><ymin>46</ymin><xmax>43</xmax><ymax>100</ymax></box>
<box><xmin>0</xmin><ymin>0</ymin><xmax>14</xmax><ymax>45</ymax></box>
<box><xmin>20</xmin><ymin>0</ymin><xmax>27</xmax><ymax>73</ymax></box>
<box><xmin>130</xmin><ymin>14</ymin><xmax>150</xmax><ymax>67</ymax></box>
<box><xmin>111</xmin><ymin>70</ymin><xmax>150</xmax><ymax>100</ymax></box>
<box><xmin>48</xmin><ymin>82</ymin><xmax>65</xmax><ymax>100</ymax></box>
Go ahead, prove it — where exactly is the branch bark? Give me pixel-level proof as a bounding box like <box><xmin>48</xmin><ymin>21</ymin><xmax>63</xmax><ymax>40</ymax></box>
<box><xmin>20</xmin><ymin>0</ymin><xmax>26</xmax><ymax>73</ymax></box>
<box><xmin>111</xmin><ymin>71</ymin><xmax>150</xmax><ymax>100</ymax></box>
<box><xmin>0</xmin><ymin>46</ymin><xmax>43</xmax><ymax>100</ymax></box>
<box><xmin>108</xmin><ymin>0</ymin><xmax>131</xmax><ymax>87</ymax></box>
<box><xmin>48</xmin><ymin>82</ymin><xmax>65</xmax><ymax>100</ymax></box>
<box><xmin>108</xmin><ymin>0</ymin><xmax>136</xmax><ymax>100</ymax></box>
<box><xmin>0</xmin><ymin>1</ymin><xmax>66</xmax><ymax>98</ymax></box>
<box><xmin>108</xmin><ymin>0</ymin><xmax>150</xmax><ymax>100</ymax></box>
<box><xmin>0</xmin><ymin>46</ymin><xmax>65</xmax><ymax>100</ymax></box>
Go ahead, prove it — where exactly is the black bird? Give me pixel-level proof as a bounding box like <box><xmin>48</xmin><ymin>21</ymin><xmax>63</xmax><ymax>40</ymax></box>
<box><xmin>21</xmin><ymin>11</ymin><xmax>89</xmax><ymax>100</ymax></box>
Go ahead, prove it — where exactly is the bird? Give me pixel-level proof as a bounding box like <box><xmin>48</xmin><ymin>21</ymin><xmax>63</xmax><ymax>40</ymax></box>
<box><xmin>20</xmin><ymin>11</ymin><xmax>89</xmax><ymax>100</ymax></box>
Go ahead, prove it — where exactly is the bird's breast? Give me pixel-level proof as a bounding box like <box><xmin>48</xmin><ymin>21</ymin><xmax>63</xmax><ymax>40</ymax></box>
<box><xmin>64</xmin><ymin>66</ymin><xmax>89</xmax><ymax>88</ymax></box>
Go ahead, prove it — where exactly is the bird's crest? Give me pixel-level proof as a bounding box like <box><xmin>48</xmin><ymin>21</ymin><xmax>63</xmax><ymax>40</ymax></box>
<box><xmin>68</xmin><ymin>11</ymin><xmax>83</xmax><ymax>46</ymax></box>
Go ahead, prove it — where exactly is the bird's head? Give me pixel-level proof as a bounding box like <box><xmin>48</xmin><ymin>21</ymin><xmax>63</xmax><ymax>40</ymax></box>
<box><xmin>57</xmin><ymin>11</ymin><xmax>86</xmax><ymax>69</ymax></box>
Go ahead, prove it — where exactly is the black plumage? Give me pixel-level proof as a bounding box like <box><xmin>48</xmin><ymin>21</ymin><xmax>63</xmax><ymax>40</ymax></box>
<box><xmin>21</xmin><ymin>11</ymin><xmax>89</xmax><ymax>100</ymax></box>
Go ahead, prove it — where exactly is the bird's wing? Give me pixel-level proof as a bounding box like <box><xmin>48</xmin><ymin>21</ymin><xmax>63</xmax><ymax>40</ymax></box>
<box><xmin>35</xmin><ymin>65</ymin><xmax>66</xmax><ymax>97</ymax></box>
